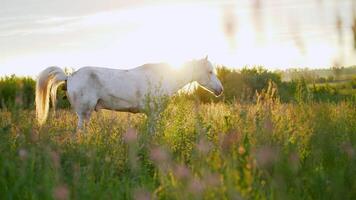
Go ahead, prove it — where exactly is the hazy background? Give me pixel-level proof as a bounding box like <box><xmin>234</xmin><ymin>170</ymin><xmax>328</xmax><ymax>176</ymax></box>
<box><xmin>0</xmin><ymin>0</ymin><xmax>355</xmax><ymax>76</ymax></box>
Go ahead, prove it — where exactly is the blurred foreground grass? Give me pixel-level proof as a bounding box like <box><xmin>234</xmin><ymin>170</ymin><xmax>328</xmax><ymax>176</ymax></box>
<box><xmin>0</xmin><ymin>95</ymin><xmax>355</xmax><ymax>200</ymax></box>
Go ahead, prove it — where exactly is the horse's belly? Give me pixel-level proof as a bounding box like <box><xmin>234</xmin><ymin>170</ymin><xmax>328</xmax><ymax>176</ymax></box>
<box><xmin>96</xmin><ymin>95</ymin><xmax>142</xmax><ymax>113</ymax></box>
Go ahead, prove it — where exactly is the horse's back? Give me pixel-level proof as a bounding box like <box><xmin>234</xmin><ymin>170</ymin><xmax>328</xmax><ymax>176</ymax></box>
<box><xmin>66</xmin><ymin>65</ymin><xmax>172</xmax><ymax>106</ymax></box>
<box><xmin>66</xmin><ymin>66</ymin><xmax>145</xmax><ymax>108</ymax></box>
<box><xmin>71</xmin><ymin>66</ymin><xmax>126</xmax><ymax>79</ymax></box>
<box><xmin>68</xmin><ymin>67</ymin><xmax>130</xmax><ymax>86</ymax></box>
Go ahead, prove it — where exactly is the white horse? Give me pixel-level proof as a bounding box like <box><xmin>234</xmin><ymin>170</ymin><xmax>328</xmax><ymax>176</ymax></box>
<box><xmin>35</xmin><ymin>56</ymin><xmax>223</xmax><ymax>128</ymax></box>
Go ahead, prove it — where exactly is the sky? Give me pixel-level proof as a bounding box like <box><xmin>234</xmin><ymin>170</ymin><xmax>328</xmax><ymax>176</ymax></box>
<box><xmin>0</xmin><ymin>0</ymin><xmax>355</xmax><ymax>76</ymax></box>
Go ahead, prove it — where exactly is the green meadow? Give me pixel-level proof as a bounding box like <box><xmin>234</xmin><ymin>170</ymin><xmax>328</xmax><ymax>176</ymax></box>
<box><xmin>0</xmin><ymin>67</ymin><xmax>356</xmax><ymax>199</ymax></box>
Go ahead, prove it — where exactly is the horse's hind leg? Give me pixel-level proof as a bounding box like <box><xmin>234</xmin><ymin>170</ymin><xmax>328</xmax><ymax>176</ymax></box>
<box><xmin>73</xmin><ymin>99</ymin><xmax>95</xmax><ymax>130</ymax></box>
<box><xmin>66</xmin><ymin>88</ymin><xmax>96</xmax><ymax>130</ymax></box>
<box><xmin>77</xmin><ymin>112</ymin><xmax>85</xmax><ymax>129</ymax></box>
<box><xmin>77</xmin><ymin>109</ymin><xmax>92</xmax><ymax>130</ymax></box>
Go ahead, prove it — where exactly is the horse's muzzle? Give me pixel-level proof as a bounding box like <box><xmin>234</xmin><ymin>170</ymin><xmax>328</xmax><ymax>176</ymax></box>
<box><xmin>214</xmin><ymin>87</ymin><xmax>223</xmax><ymax>96</ymax></box>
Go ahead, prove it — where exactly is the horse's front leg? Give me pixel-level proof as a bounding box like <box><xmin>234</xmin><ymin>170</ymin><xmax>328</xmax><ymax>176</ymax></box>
<box><xmin>77</xmin><ymin>114</ymin><xmax>84</xmax><ymax>129</ymax></box>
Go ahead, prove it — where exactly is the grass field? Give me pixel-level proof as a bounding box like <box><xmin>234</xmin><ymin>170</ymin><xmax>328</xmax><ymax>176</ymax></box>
<box><xmin>0</xmin><ymin>92</ymin><xmax>356</xmax><ymax>199</ymax></box>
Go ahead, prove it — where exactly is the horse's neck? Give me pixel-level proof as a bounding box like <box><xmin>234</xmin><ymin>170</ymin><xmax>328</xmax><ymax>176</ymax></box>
<box><xmin>169</xmin><ymin>65</ymin><xmax>194</xmax><ymax>94</ymax></box>
<box><xmin>141</xmin><ymin>62</ymin><xmax>196</xmax><ymax>95</ymax></box>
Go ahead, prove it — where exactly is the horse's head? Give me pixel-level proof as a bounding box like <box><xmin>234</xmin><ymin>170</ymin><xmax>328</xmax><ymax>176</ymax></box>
<box><xmin>192</xmin><ymin>56</ymin><xmax>223</xmax><ymax>96</ymax></box>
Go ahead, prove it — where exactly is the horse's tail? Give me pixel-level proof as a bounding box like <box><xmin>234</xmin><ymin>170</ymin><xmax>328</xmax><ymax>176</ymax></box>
<box><xmin>36</xmin><ymin>67</ymin><xmax>68</xmax><ymax>125</ymax></box>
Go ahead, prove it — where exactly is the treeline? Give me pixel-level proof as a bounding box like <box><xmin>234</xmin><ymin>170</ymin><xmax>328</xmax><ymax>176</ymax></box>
<box><xmin>192</xmin><ymin>66</ymin><xmax>356</xmax><ymax>103</ymax></box>
<box><xmin>281</xmin><ymin>66</ymin><xmax>356</xmax><ymax>82</ymax></box>
<box><xmin>0</xmin><ymin>67</ymin><xmax>356</xmax><ymax>109</ymax></box>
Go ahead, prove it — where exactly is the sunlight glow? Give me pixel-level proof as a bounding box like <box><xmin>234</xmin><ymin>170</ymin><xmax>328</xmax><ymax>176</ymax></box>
<box><xmin>0</xmin><ymin>0</ymin><xmax>355</xmax><ymax>76</ymax></box>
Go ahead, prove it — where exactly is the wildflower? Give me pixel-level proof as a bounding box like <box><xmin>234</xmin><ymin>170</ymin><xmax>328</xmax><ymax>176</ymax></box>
<box><xmin>30</xmin><ymin>129</ymin><xmax>39</xmax><ymax>142</ymax></box>
<box><xmin>150</xmin><ymin>147</ymin><xmax>169</xmax><ymax>163</ymax></box>
<box><xmin>86</xmin><ymin>151</ymin><xmax>94</xmax><ymax>158</ymax></box>
<box><xmin>255</xmin><ymin>146</ymin><xmax>278</xmax><ymax>168</ymax></box>
<box><xmin>196</xmin><ymin>137</ymin><xmax>212</xmax><ymax>155</ymax></box>
<box><xmin>123</xmin><ymin>127</ymin><xmax>137</xmax><ymax>143</ymax></box>
<box><xmin>51</xmin><ymin>151</ymin><xmax>60</xmax><ymax>169</ymax></box>
<box><xmin>134</xmin><ymin>188</ymin><xmax>151</xmax><ymax>200</ymax></box>
<box><xmin>15</xmin><ymin>94</ymin><xmax>23</xmax><ymax>106</ymax></box>
<box><xmin>53</xmin><ymin>184</ymin><xmax>69</xmax><ymax>200</ymax></box>
<box><xmin>246</xmin><ymin>163</ymin><xmax>252</xmax><ymax>169</ymax></box>
<box><xmin>220</xmin><ymin>131</ymin><xmax>240</xmax><ymax>152</ymax></box>
<box><xmin>238</xmin><ymin>146</ymin><xmax>246</xmax><ymax>155</ymax></box>
<box><xmin>261</xmin><ymin>180</ymin><xmax>266</xmax><ymax>186</ymax></box>
<box><xmin>204</xmin><ymin>172</ymin><xmax>220</xmax><ymax>187</ymax></box>
<box><xmin>263</xmin><ymin>116</ymin><xmax>273</xmax><ymax>133</ymax></box>
<box><xmin>288</xmin><ymin>152</ymin><xmax>299</xmax><ymax>171</ymax></box>
<box><xmin>341</xmin><ymin>142</ymin><xmax>355</xmax><ymax>158</ymax></box>
<box><xmin>18</xmin><ymin>148</ymin><xmax>28</xmax><ymax>160</ymax></box>
<box><xmin>188</xmin><ymin>178</ymin><xmax>205</xmax><ymax>195</ymax></box>
<box><xmin>173</xmin><ymin>164</ymin><xmax>190</xmax><ymax>180</ymax></box>
<box><xmin>105</xmin><ymin>155</ymin><xmax>111</xmax><ymax>163</ymax></box>
<box><xmin>72</xmin><ymin>164</ymin><xmax>81</xmax><ymax>184</ymax></box>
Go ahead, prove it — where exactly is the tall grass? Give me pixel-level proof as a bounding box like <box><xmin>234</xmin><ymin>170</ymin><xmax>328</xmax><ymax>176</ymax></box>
<box><xmin>0</xmin><ymin>89</ymin><xmax>355</xmax><ymax>199</ymax></box>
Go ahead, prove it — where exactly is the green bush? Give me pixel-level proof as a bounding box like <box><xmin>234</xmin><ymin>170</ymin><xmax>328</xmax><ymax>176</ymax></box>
<box><xmin>0</xmin><ymin>75</ymin><xmax>24</xmax><ymax>109</ymax></box>
<box><xmin>0</xmin><ymin>75</ymin><xmax>69</xmax><ymax>110</ymax></box>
